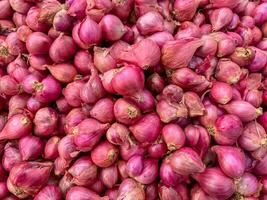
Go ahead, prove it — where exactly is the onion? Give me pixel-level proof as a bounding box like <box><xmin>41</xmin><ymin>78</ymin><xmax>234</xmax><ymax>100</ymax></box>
<box><xmin>162</xmin><ymin>124</ymin><xmax>185</xmax><ymax>151</ymax></box>
<box><xmin>91</xmin><ymin>141</ymin><xmax>119</xmax><ymax>167</ymax></box>
<box><xmin>7</xmin><ymin>161</ymin><xmax>53</xmax><ymax>198</ymax></box>
<box><xmin>129</xmin><ymin>113</ymin><xmax>161</xmax><ymax>143</ymax></box>
<box><xmin>193</xmin><ymin>167</ymin><xmax>235</xmax><ymax>199</ymax></box>
<box><xmin>220</xmin><ymin>100</ymin><xmax>262</xmax><ymax>122</ymax></box>
<box><xmin>19</xmin><ymin>135</ymin><xmax>44</xmax><ymax>161</ymax></box>
<box><xmin>99</xmin><ymin>165</ymin><xmax>118</xmax><ymax>188</ymax></box>
<box><xmin>68</xmin><ymin>156</ymin><xmax>97</xmax><ymax>186</ymax></box>
<box><xmin>34</xmin><ymin>185</ymin><xmax>62</xmax><ymax>200</ymax></box>
<box><xmin>66</xmin><ymin>186</ymin><xmax>108</xmax><ymax>200</ymax></box>
<box><xmin>212</xmin><ymin>145</ymin><xmax>245</xmax><ymax>178</ymax></box>
<box><xmin>170</xmin><ymin>147</ymin><xmax>205</xmax><ymax>175</ymax></box>
<box><xmin>117</xmin><ymin>178</ymin><xmax>145</xmax><ymax>200</ymax></box>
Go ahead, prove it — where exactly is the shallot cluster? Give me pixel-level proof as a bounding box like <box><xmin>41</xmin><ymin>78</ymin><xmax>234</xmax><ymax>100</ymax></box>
<box><xmin>0</xmin><ymin>0</ymin><xmax>267</xmax><ymax>199</ymax></box>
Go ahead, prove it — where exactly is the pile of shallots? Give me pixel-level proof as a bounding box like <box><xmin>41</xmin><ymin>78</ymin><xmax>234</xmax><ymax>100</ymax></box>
<box><xmin>0</xmin><ymin>0</ymin><xmax>267</xmax><ymax>199</ymax></box>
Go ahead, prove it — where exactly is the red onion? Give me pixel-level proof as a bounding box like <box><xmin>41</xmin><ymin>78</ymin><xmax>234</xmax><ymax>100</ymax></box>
<box><xmin>44</xmin><ymin>136</ymin><xmax>60</xmax><ymax>160</ymax></box>
<box><xmin>2</xmin><ymin>143</ymin><xmax>22</xmax><ymax>172</ymax></box>
<box><xmin>220</xmin><ymin>100</ymin><xmax>262</xmax><ymax>122</ymax></box>
<box><xmin>118</xmin><ymin>160</ymin><xmax>129</xmax><ymax>179</ymax></box>
<box><xmin>0</xmin><ymin>0</ymin><xmax>12</xmax><ymax>19</ymax></box>
<box><xmin>89</xmin><ymin>97</ymin><xmax>115</xmax><ymax>123</ymax></box>
<box><xmin>27</xmin><ymin>97</ymin><xmax>44</xmax><ymax>113</ymax></box>
<box><xmin>248</xmin><ymin>47</ymin><xmax>267</xmax><ymax>72</ymax></box>
<box><xmin>56</xmin><ymin>97</ymin><xmax>72</xmax><ymax>113</ymax></box>
<box><xmin>12</xmin><ymin>12</ymin><xmax>26</xmax><ymax>27</ymax></box>
<box><xmin>239</xmin><ymin>121</ymin><xmax>266</xmax><ymax>152</ymax></box>
<box><xmin>58</xmin><ymin>173</ymin><xmax>74</xmax><ymax>196</ymax></box>
<box><xmin>111</xmin><ymin>65</ymin><xmax>144</xmax><ymax>95</ymax></box>
<box><xmin>160</xmin><ymin>158</ymin><xmax>184</xmax><ymax>187</ymax></box>
<box><xmin>244</xmin><ymin>89</ymin><xmax>263</xmax><ymax>108</ymax></box>
<box><xmin>7</xmin><ymin>161</ymin><xmax>53</xmax><ymax>198</ymax></box>
<box><xmin>89</xmin><ymin>178</ymin><xmax>106</xmax><ymax>194</ymax></box>
<box><xmin>162</xmin><ymin>38</ymin><xmax>203</xmax><ymax>69</ymax></box>
<box><xmin>159</xmin><ymin>84</ymin><xmax>184</xmax><ymax>103</ymax></box>
<box><xmin>53</xmin><ymin>9</ymin><xmax>72</xmax><ymax>32</ymax></box>
<box><xmin>253</xmin><ymin>3</ymin><xmax>267</xmax><ymax>25</ymax></box>
<box><xmin>100</xmin><ymin>165</ymin><xmax>118</xmax><ymax>188</ymax></box>
<box><xmin>170</xmin><ymin>147</ymin><xmax>205</xmax><ymax>175</ymax></box>
<box><xmin>212</xmin><ymin>145</ymin><xmax>245</xmax><ymax>178</ymax></box>
<box><xmin>5</xmin><ymin>32</ymin><xmax>27</xmax><ymax>56</ymax></box>
<box><xmin>0</xmin><ymin>113</ymin><xmax>32</xmax><ymax>140</ymax></box>
<box><xmin>73</xmin><ymin>50</ymin><xmax>94</xmax><ymax>74</ymax></box>
<box><xmin>162</xmin><ymin>124</ymin><xmax>185</xmax><ymax>151</ymax></box>
<box><xmin>68</xmin><ymin>156</ymin><xmax>97</xmax><ymax>186</ymax></box>
<box><xmin>215</xmin><ymin>59</ymin><xmax>242</xmax><ymax>84</ymax></box>
<box><xmin>34</xmin><ymin>185</ymin><xmax>62</xmax><ymax>200</ymax></box>
<box><xmin>28</xmin><ymin>55</ymin><xmax>52</xmax><ymax>71</ymax></box>
<box><xmin>99</xmin><ymin>14</ymin><xmax>126</xmax><ymax>41</ymax></box>
<box><xmin>91</xmin><ymin>141</ymin><xmax>119</xmax><ymax>167</ymax></box>
<box><xmin>259</xmin><ymin>112</ymin><xmax>267</xmax><ymax>131</ymax></box>
<box><xmin>148</xmin><ymin>31</ymin><xmax>174</xmax><ymax>48</ymax></box>
<box><xmin>47</xmin><ymin>63</ymin><xmax>77</xmax><ymax>83</ymax></box>
<box><xmin>68</xmin><ymin>0</ymin><xmax>86</xmax><ymax>20</ymax></box>
<box><xmin>184</xmin><ymin>91</ymin><xmax>205</xmax><ymax>117</ymax></box>
<box><xmin>156</xmin><ymin>99</ymin><xmax>188</xmax><ymax>123</ymax></box>
<box><xmin>80</xmin><ymin>72</ymin><xmax>106</xmax><ymax>104</ymax></box>
<box><xmin>72</xmin><ymin>16</ymin><xmax>102</xmax><ymax>49</ymax></box>
<box><xmin>184</xmin><ymin>125</ymin><xmax>210</xmax><ymax>158</ymax></box>
<box><xmin>58</xmin><ymin>135</ymin><xmax>79</xmax><ymax>160</ymax></box>
<box><xmin>126</xmin><ymin>89</ymin><xmax>155</xmax><ymax>113</ymax></box>
<box><xmin>66</xmin><ymin>186</ymin><xmax>108</xmax><ymax>200</ymax></box>
<box><xmin>158</xmin><ymin>185</ymin><xmax>182</xmax><ymax>200</ymax></box>
<box><xmin>73</xmin><ymin>118</ymin><xmax>109</xmax><ymax>151</ymax></box>
<box><xmin>8</xmin><ymin>94</ymin><xmax>29</xmax><ymax>116</ymax></box>
<box><xmin>131</xmin><ymin>159</ymin><xmax>158</xmax><ymax>184</ymax></box>
<box><xmin>0</xmin><ymin>182</ymin><xmax>8</xmax><ymax>199</ymax></box>
<box><xmin>136</xmin><ymin>11</ymin><xmax>164</xmax><ymax>35</ymax></box>
<box><xmin>210</xmin><ymin>82</ymin><xmax>233</xmax><ymax>104</ymax></box>
<box><xmin>173</xmin><ymin>0</ymin><xmax>199</xmax><ymax>22</ymax></box>
<box><xmin>120</xmin><ymin>141</ymin><xmax>146</xmax><ymax>161</ymax></box>
<box><xmin>34</xmin><ymin>76</ymin><xmax>62</xmax><ymax>103</ymax></box>
<box><xmin>93</xmin><ymin>47</ymin><xmax>116</xmax><ymax>73</ymax></box>
<box><xmin>113</xmin><ymin>39</ymin><xmax>161</xmax><ymax>70</ymax></box>
<box><xmin>210</xmin><ymin>8</ymin><xmax>233</xmax><ymax>31</ymax></box>
<box><xmin>126</xmin><ymin>155</ymin><xmax>143</xmax><ymax>177</ymax></box>
<box><xmin>171</xmin><ymin>68</ymin><xmax>210</xmax><ymax>93</ymax></box>
<box><xmin>253</xmin><ymin>153</ymin><xmax>267</xmax><ymax>175</ymax></box>
<box><xmin>230</xmin><ymin>47</ymin><xmax>255</xmax><ymax>67</ymax></box>
<box><xmin>19</xmin><ymin>135</ymin><xmax>44</xmax><ymax>161</ymax></box>
<box><xmin>146</xmin><ymin>73</ymin><xmax>165</xmax><ymax>93</ymax></box>
<box><xmin>212</xmin><ymin>114</ymin><xmax>243</xmax><ymax>145</ymax></box>
<box><xmin>106</xmin><ymin>122</ymin><xmax>130</xmax><ymax>146</ymax></box>
<box><xmin>49</xmin><ymin>35</ymin><xmax>76</xmax><ymax>63</ymax></box>
<box><xmin>129</xmin><ymin>113</ymin><xmax>161</xmax><ymax>143</ymax></box>
<box><xmin>64</xmin><ymin>108</ymin><xmax>86</xmax><ymax>134</ymax></box>
<box><xmin>0</xmin><ymin>75</ymin><xmax>21</xmax><ymax>96</ymax></box>
<box><xmin>26</xmin><ymin>32</ymin><xmax>52</xmax><ymax>55</ymax></box>
<box><xmin>117</xmin><ymin>178</ymin><xmax>145</xmax><ymax>200</ymax></box>
<box><xmin>54</xmin><ymin>157</ymin><xmax>71</xmax><ymax>176</ymax></box>
<box><xmin>34</xmin><ymin>107</ymin><xmax>58</xmax><ymax>137</ymax></box>
<box><xmin>193</xmin><ymin>167</ymin><xmax>235</xmax><ymax>199</ymax></box>
<box><xmin>63</xmin><ymin>81</ymin><xmax>84</xmax><ymax>107</ymax></box>
<box><xmin>114</xmin><ymin>98</ymin><xmax>141</xmax><ymax>125</ymax></box>
<box><xmin>175</xmin><ymin>21</ymin><xmax>201</xmax><ymax>39</ymax></box>
<box><xmin>235</xmin><ymin>172</ymin><xmax>260</xmax><ymax>197</ymax></box>
<box><xmin>217</xmin><ymin>38</ymin><xmax>236</xmax><ymax>57</ymax></box>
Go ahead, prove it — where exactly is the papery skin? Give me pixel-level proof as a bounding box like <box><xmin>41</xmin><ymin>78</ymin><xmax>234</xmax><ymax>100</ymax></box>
<box><xmin>117</xmin><ymin>178</ymin><xmax>145</xmax><ymax>200</ymax></box>
<box><xmin>7</xmin><ymin>162</ymin><xmax>53</xmax><ymax>199</ymax></box>
<box><xmin>162</xmin><ymin>38</ymin><xmax>203</xmax><ymax>69</ymax></box>
<box><xmin>212</xmin><ymin>145</ymin><xmax>245</xmax><ymax>178</ymax></box>
<box><xmin>162</xmin><ymin>124</ymin><xmax>186</xmax><ymax>151</ymax></box>
<box><xmin>34</xmin><ymin>185</ymin><xmax>62</xmax><ymax>200</ymax></box>
<box><xmin>66</xmin><ymin>186</ymin><xmax>108</xmax><ymax>200</ymax></box>
<box><xmin>170</xmin><ymin>147</ymin><xmax>205</xmax><ymax>175</ymax></box>
<box><xmin>193</xmin><ymin>167</ymin><xmax>235</xmax><ymax>199</ymax></box>
<box><xmin>68</xmin><ymin>156</ymin><xmax>98</xmax><ymax>186</ymax></box>
<box><xmin>129</xmin><ymin>113</ymin><xmax>161</xmax><ymax>143</ymax></box>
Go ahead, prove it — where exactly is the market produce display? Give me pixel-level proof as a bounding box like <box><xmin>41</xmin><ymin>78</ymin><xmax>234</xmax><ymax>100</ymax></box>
<box><xmin>0</xmin><ymin>0</ymin><xmax>267</xmax><ymax>199</ymax></box>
